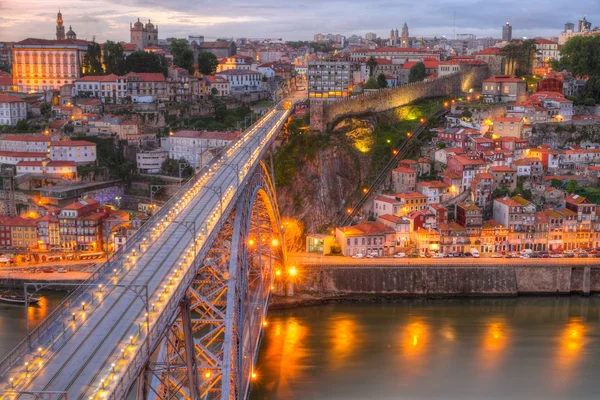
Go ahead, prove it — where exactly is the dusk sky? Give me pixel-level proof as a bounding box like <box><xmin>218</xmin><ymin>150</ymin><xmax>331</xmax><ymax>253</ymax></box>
<box><xmin>1</xmin><ymin>0</ymin><xmax>598</xmax><ymax>42</ymax></box>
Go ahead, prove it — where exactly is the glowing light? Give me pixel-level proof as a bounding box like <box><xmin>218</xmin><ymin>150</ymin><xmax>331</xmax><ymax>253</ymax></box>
<box><xmin>205</xmin><ymin>371</ymin><xmax>211</xmax><ymax>378</ymax></box>
<box><xmin>251</xmin><ymin>372</ymin><xmax>257</xmax><ymax>379</ymax></box>
<box><xmin>362</xmin><ymin>188</ymin><xmax>368</xmax><ymax>194</ymax></box>
<box><xmin>262</xmin><ymin>320</ymin><xmax>268</xmax><ymax>327</ymax></box>
<box><xmin>248</xmin><ymin>239</ymin><xmax>255</xmax><ymax>246</ymax></box>
<box><xmin>271</xmin><ymin>238</ymin><xmax>279</xmax><ymax>247</ymax></box>
<box><xmin>275</xmin><ymin>269</ymin><xmax>281</xmax><ymax>276</ymax></box>
<box><xmin>347</xmin><ymin>208</ymin><xmax>352</xmax><ymax>214</ymax></box>
<box><xmin>288</xmin><ymin>266</ymin><xmax>297</xmax><ymax>276</ymax></box>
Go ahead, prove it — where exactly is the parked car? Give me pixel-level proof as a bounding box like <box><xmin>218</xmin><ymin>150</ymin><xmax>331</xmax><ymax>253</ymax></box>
<box><xmin>57</xmin><ymin>268</ymin><xmax>67</xmax><ymax>273</ymax></box>
<box><xmin>366</xmin><ymin>252</ymin><xmax>378</xmax><ymax>259</ymax></box>
<box><xmin>408</xmin><ymin>253</ymin><xmax>419</xmax><ymax>258</ymax></box>
<box><xmin>424</xmin><ymin>252</ymin><xmax>432</xmax><ymax>258</ymax></box>
<box><xmin>491</xmin><ymin>253</ymin><xmax>503</xmax><ymax>258</ymax></box>
<box><xmin>578</xmin><ymin>253</ymin><xmax>588</xmax><ymax>258</ymax></box>
<box><xmin>42</xmin><ymin>268</ymin><xmax>54</xmax><ymax>273</ymax></box>
<box><xmin>394</xmin><ymin>253</ymin><xmax>406</xmax><ymax>258</ymax></box>
<box><xmin>594</xmin><ymin>253</ymin><xmax>600</xmax><ymax>258</ymax></box>
<box><xmin>433</xmin><ymin>253</ymin><xmax>444</xmax><ymax>258</ymax></box>
<box><xmin>352</xmin><ymin>253</ymin><xmax>364</xmax><ymax>259</ymax></box>
<box><xmin>452</xmin><ymin>252</ymin><xmax>461</xmax><ymax>258</ymax></box>
<box><xmin>464</xmin><ymin>252</ymin><xmax>473</xmax><ymax>257</ymax></box>
<box><xmin>505</xmin><ymin>254</ymin><xmax>518</xmax><ymax>259</ymax></box>
<box><xmin>530</xmin><ymin>253</ymin><xmax>540</xmax><ymax>258</ymax></box>
<box><xmin>550</xmin><ymin>253</ymin><xmax>562</xmax><ymax>258</ymax></box>
<box><xmin>564</xmin><ymin>253</ymin><xmax>575</xmax><ymax>258</ymax></box>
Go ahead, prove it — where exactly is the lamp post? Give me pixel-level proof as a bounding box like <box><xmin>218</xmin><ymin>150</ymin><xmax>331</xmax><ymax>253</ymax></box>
<box><xmin>103</xmin><ymin>218</ymin><xmax>131</xmax><ymax>271</ymax></box>
<box><xmin>207</xmin><ymin>185</ymin><xmax>224</xmax><ymax>216</ymax></box>
<box><xmin>178</xmin><ymin>163</ymin><xmax>187</xmax><ymax>187</ymax></box>
<box><xmin>172</xmin><ymin>219</ymin><xmax>198</xmax><ymax>267</ymax></box>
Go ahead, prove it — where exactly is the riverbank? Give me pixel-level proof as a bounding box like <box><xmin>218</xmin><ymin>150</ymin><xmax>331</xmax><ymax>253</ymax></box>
<box><xmin>0</xmin><ymin>271</ymin><xmax>89</xmax><ymax>290</ymax></box>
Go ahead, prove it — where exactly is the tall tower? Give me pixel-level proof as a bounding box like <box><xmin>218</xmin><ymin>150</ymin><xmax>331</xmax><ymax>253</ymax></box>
<box><xmin>502</xmin><ymin>22</ymin><xmax>512</xmax><ymax>42</ymax></box>
<box><xmin>56</xmin><ymin>10</ymin><xmax>65</xmax><ymax>40</ymax></box>
<box><xmin>401</xmin><ymin>23</ymin><xmax>409</xmax><ymax>48</ymax></box>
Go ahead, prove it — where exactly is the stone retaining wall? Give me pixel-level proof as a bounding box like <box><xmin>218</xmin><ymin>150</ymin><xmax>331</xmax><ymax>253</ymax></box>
<box><xmin>296</xmin><ymin>264</ymin><xmax>596</xmax><ymax>296</ymax></box>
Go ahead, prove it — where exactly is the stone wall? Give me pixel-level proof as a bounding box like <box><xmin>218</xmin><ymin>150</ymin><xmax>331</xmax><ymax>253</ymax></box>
<box><xmin>311</xmin><ymin>66</ymin><xmax>490</xmax><ymax>132</ymax></box>
<box><xmin>296</xmin><ymin>264</ymin><xmax>597</xmax><ymax>296</ymax></box>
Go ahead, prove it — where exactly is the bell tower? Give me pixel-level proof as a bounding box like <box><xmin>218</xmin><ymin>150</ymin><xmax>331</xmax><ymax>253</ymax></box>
<box><xmin>56</xmin><ymin>10</ymin><xmax>65</xmax><ymax>40</ymax></box>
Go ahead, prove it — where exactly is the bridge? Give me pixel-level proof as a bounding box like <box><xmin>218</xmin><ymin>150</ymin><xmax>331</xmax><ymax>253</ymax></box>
<box><xmin>0</xmin><ymin>94</ymin><xmax>304</xmax><ymax>400</ymax></box>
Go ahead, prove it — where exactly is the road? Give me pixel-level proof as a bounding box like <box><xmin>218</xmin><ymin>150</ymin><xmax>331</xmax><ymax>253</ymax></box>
<box><xmin>0</xmin><ymin>97</ymin><xmax>299</xmax><ymax>399</ymax></box>
<box><xmin>289</xmin><ymin>253</ymin><xmax>600</xmax><ymax>267</ymax></box>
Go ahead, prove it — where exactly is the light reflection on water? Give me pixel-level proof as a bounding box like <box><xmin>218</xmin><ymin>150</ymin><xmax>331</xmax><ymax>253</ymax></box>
<box><xmin>0</xmin><ymin>291</ymin><xmax>66</xmax><ymax>358</ymax></box>
<box><xmin>250</xmin><ymin>297</ymin><xmax>600</xmax><ymax>400</ymax></box>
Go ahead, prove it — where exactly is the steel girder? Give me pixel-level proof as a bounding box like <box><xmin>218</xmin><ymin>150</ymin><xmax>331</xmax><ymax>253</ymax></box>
<box><xmin>146</xmin><ymin>163</ymin><xmax>285</xmax><ymax>400</ymax></box>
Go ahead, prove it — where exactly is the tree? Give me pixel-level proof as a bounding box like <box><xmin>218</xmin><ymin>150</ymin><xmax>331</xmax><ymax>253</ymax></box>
<box><xmin>437</xmin><ymin>141</ymin><xmax>446</xmax><ymax>149</ymax></box>
<box><xmin>170</xmin><ymin>39</ymin><xmax>194</xmax><ymax>73</ymax></box>
<box><xmin>501</xmin><ymin>39</ymin><xmax>539</xmax><ymax>76</ymax></box>
<box><xmin>161</xmin><ymin>157</ymin><xmax>194</xmax><ymax>178</ymax></box>
<box><xmin>366</xmin><ymin>56</ymin><xmax>378</xmax><ymax>77</ymax></box>
<box><xmin>408</xmin><ymin>62</ymin><xmax>426</xmax><ymax>83</ymax></box>
<box><xmin>565</xmin><ymin>179</ymin><xmax>579</xmax><ymax>194</ymax></box>
<box><xmin>213</xmin><ymin>99</ymin><xmax>227</xmax><ymax>121</ymax></box>
<box><xmin>125</xmin><ymin>51</ymin><xmax>167</xmax><ymax>75</ymax></box>
<box><xmin>550</xmin><ymin>179</ymin><xmax>563</xmax><ymax>189</ymax></box>
<box><xmin>376</xmin><ymin>73</ymin><xmax>388</xmax><ymax>88</ymax></box>
<box><xmin>83</xmin><ymin>41</ymin><xmax>103</xmax><ymax>75</ymax></box>
<box><xmin>103</xmin><ymin>41</ymin><xmax>126</xmax><ymax>75</ymax></box>
<box><xmin>197</xmin><ymin>52</ymin><xmax>219</xmax><ymax>76</ymax></box>
<box><xmin>461</xmin><ymin>109</ymin><xmax>473</xmax><ymax>120</ymax></box>
<box><xmin>365</xmin><ymin>76</ymin><xmax>379</xmax><ymax>89</ymax></box>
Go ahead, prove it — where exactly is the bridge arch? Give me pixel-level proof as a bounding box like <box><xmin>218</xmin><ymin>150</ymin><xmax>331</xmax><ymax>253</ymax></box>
<box><xmin>146</xmin><ymin>162</ymin><xmax>285</xmax><ymax>400</ymax></box>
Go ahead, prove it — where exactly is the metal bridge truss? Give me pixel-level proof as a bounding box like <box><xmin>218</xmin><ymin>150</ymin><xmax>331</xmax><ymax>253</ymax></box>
<box><xmin>141</xmin><ymin>163</ymin><xmax>285</xmax><ymax>400</ymax></box>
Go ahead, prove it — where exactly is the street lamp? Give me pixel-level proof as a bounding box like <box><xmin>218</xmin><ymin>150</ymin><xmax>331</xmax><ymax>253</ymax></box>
<box><xmin>207</xmin><ymin>185</ymin><xmax>224</xmax><ymax>216</ymax></box>
<box><xmin>178</xmin><ymin>163</ymin><xmax>187</xmax><ymax>187</ymax></box>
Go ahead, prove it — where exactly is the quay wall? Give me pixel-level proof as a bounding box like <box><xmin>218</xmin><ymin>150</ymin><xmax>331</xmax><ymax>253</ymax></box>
<box><xmin>295</xmin><ymin>264</ymin><xmax>597</xmax><ymax>296</ymax></box>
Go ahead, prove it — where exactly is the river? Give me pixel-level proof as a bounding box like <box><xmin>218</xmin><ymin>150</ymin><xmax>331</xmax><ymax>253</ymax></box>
<box><xmin>250</xmin><ymin>297</ymin><xmax>600</xmax><ymax>400</ymax></box>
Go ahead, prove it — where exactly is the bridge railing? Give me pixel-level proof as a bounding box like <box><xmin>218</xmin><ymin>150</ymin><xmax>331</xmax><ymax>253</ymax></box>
<box><xmin>0</xmin><ymin>108</ymin><xmax>279</xmax><ymax>378</ymax></box>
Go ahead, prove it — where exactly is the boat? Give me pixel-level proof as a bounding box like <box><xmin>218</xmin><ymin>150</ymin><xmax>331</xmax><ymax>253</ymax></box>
<box><xmin>0</xmin><ymin>294</ymin><xmax>41</xmax><ymax>305</ymax></box>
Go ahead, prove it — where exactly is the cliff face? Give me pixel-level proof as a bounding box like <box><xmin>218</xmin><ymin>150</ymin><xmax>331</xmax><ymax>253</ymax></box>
<box><xmin>277</xmin><ymin>140</ymin><xmax>364</xmax><ymax>233</ymax></box>
<box><xmin>529</xmin><ymin>123</ymin><xmax>600</xmax><ymax>148</ymax></box>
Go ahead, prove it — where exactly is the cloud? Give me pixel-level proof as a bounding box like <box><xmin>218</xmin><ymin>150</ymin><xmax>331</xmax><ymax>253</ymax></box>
<box><xmin>1</xmin><ymin>0</ymin><xmax>598</xmax><ymax>42</ymax></box>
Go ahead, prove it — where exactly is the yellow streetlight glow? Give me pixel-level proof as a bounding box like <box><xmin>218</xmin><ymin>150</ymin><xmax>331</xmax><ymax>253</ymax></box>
<box><xmin>248</xmin><ymin>239</ymin><xmax>255</xmax><ymax>246</ymax></box>
<box><xmin>275</xmin><ymin>269</ymin><xmax>281</xmax><ymax>276</ymax></box>
<box><xmin>289</xmin><ymin>266</ymin><xmax>297</xmax><ymax>277</ymax></box>
<box><xmin>271</xmin><ymin>238</ymin><xmax>279</xmax><ymax>247</ymax></box>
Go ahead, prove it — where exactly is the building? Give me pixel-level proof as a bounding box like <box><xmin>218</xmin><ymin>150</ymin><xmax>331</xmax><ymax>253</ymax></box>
<box><xmin>456</xmin><ymin>202</ymin><xmax>483</xmax><ymax>235</ymax></box>
<box><xmin>125</xmin><ymin>72</ymin><xmax>168</xmax><ymax>103</ymax></box>
<box><xmin>136</xmin><ymin>149</ymin><xmax>168</xmax><ymax>174</ymax></box>
<box><xmin>308</xmin><ymin>59</ymin><xmax>351</xmax><ymax>102</ymax></box>
<box><xmin>447</xmin><ymin>155</ymin><xmax>487</xmax><ymax>191</ymax></box>
<box><xmin>535</xmin><ymin>38</ymin><xmax>559</xmax><ymax>66</ymax></box>
<box><xmin>365</xmin><ymin>32</ymin><xmax>377</xmax><ymax>41</ymax></box>
<box><xmin>493</xmin><ymin>195</ymin><xmax>536</xmax><ymax>231</ymax></box>
<box><xmin>205</xmin><ymin>75</ymin><xmax>230</xmax><ymax>97</ymax></box>
<box><xmin>0</xmin><ymin>135</ymin><xmax>51</xmax><ymax>153</ymax></box>
<box><xmin>336</xmin><ymin>221</ymin><xmax>396</xmax><ymax>257</ymax></box>
<box><xmin>351</xmin><ymin>47</ymin><xmax>441</xmax><ymax>62</ymax></box>
<box><xmin>578</xmin><ymin>16</ymin><xmax>592</xmax><ymax>32</ymax></box>
<box><xmin>417</xmin><ymin>181</ymin><xmax>450</xmax><ymax>204</ymax></box>
<box><xmin>502</xmin><ymin>22</ymin><xmax>512</xmax><ymax>42</ymax></box>
<box><xmin>482</xmin><ymin>75</ymin><xmax>527</xmax><ymax>103</ymax></box>
<box><xmin>438</xmin><ymin>59</ymin><xmax>487</xmax><ymax>77</ymax></box>
<box><xmin>216</xmin><ymin>69</ymin><xmax>262</xmax><ymax>92</ymax></box>
<box><xmin>49</xmin><ymin>140</ymin><xmax>97</xmax><ymax>165</ymax></box>
<box><xmin>16</xmin><ymin>160</ymin><xmax>77</xmax><ymax>179</ymax></box>
<box><xmin>217</xmin><ymin>55</ymin><xmax>253</xmax><ymax>72</ymax></box>
<box><xmin>198</xmin><ymin>41</ymin><xmax>237</xmax><ymax>58</ymax></box>
<box><xmin>473</xmin><ymin>47</ymin><xmax>505</xmax><ymax>75</ymax></box>
<box><xmin>12</xmin><ymin>36</ymin><xmax>89</xmax><ymax>92</ymax></box>
<box><xmin>0</xmin><ymin>94</ymin><xmax>27</xmax><ymax>126</ymax></box>
<box><xmin>377</xmin><ymin>214</ymin><xmax>411</xmax><ymax>247</ymax></box>
<box><xmin>169</xmin><ymin>130</ymin><xmax>241</xmax><ymax>167</ymax></box>
<box><xmin>565</xmin><ymin>193</ymin><xmax>598</xmax><ymax>226</ymax></box>
<box><xmin>130</xmin><ymin>18</ymin><xmax>158</xmax><ymax>50</ymax></box>
<box><xmin>58</xmin><ymin>199</ymin><xmax>107</xmax><ymax>251</ymax></box>
<box><xmin>489</xmin><ymin>166</ymin><xmax>517</xmax><ymax>192</ymax></box>
<box><xmin>391</xmin><ymin>167</ymin><xmax>416</xmax><ymax>193</ymax></box>
<box><xmin>493</xmin><ymin>117</ymin><xmax>525</xmax><ymax>138</ymax></box>
<box><xmin>6</xmin><ymin>217</ymin><xmax>38</xmax><ymax>249</ymax></box>
<box><xmin>400</xmin><ymin>23</ymin><xmax>409</xmax><ymax>48</ymax></box>
<box><xmin>74</xmin><ymin>74</ymin><xmax>129</xmax><ymax>103</ymax></box>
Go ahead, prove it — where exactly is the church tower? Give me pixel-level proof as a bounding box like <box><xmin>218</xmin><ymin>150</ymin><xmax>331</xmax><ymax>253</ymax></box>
<box><xmin>56</xmin><ymin>10</ymin><xmax>65</xmax><ymax>40</ymax></box>
<box><xmin>401</xmin><ymin>22</ymin><xmax>409</xmax><ymax>48</ymax></box>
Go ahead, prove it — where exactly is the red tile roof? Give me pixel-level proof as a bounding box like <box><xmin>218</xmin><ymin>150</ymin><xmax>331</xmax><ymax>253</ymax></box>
<box><xmin>125</xmin><ymin>72</ymin><xmax>166</xmax><ymax>82</ymax></box>
<box><xmin>484</xmin><ymin>75</ymin><xmax>521</xmax><ymax>83</ymax></box>
<box><xmin>15</xmin><ymin>38</ymin><xmax>89</xmax><ymax>46</ymax></box>
<box><xmin>0</xmin><ymin>94</ymin><xmax>25</xmax><ymax>103</ymax></box>
<box><xmin>0</xmin><ymin>151</ymin><xmax>46</xmax><ymax>158</ymax></box>
<box><xmin>473</xmin><ymin>47</ymin><xmax>502</xmax><ymax>56</ymax></box>
<box><xmin>1</xmin><ymin>135</ymin><xmax>50</xmax><ymax>142</ymax></box>
<box><xmin>50</xmin><ymin>140</ymin><xmax>96</xmax><ymax>147</ymax></box>
<box><xmin>200</xmin><ymin>41</ymin><xmax>234</xmax><ymax>49</ymax></box>
<box><xmin>76</xmin><ymin>74</ymin><xmax>123</xmax><ymax>83</ymax></box>
<box><xmin>338</xmin><ymin>221</ymin><xmax>395</xmax><ymax>236</ymax></box>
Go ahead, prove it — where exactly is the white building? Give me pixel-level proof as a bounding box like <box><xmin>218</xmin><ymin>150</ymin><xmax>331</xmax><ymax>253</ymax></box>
<box><xmin>16</xmin><ymin>159</ymin><xmax>77</xmax><ymax>178</ymax></box>
<box><xmin>136</xmin><ymin>149</ymin><xmax>168</xmax><ymax>174</ymax></box>
<box><xmin>217</xmin><ymin>55</ymin><xmax>254</xmax><ymax>72</ymax></box>
<box><xmin>74</xmin><ymin>74</ymin><xmax>129</xmax><ymax>103</ymax></box>
<box><xmin>0</xmin><ymin>135</ymin><xmax>51</xmax><ymax>153</ymax></box>
<box><xmin>206</xmin><ymin>76</ymin><xmax>230</xmax><ymax>97</ymax></box>
<box><xmin>49</xmin><ymin>140</ymin><xmax>96</xmax><ymax>165</ymax></box>
<box><xmin>0</xmin><ymin>151</ymin><xmax>46</xmax><ymax>166</ymax></box>
<box><xmin>216</xmin><ymin>69</ymin><xmax>262</xmax><ymax>92</ymax></box>
<box><xmin>0</xmin><ymin>94</ymin><xmax>28</xmax><ymax>126</ymax></box>
<box><xmin>257</xmin><ymin>64</ymin><xmax>276</xmax><ymax>79</ymax></box>
<box><xmin>169</xmin><ymin>130</ymin><xmax>241</xmax><ymax>167</ymax></box>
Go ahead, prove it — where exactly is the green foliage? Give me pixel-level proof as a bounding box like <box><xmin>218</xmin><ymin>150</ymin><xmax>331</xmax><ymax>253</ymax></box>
<box><xmin>461</xmin><ymin>109</ymin><xmax>473</xmax><ymax>120</ymax></box>
<box><xmin>197</xmin><ymin>52</ymin><xmax>219</xmax><ymax>76</ymax></box>
<box><xmin>554</xmin><ymin>36</ymin><xmax>600</xmax><ymax>102</ymax></box>
<box><xmin>408</xmin><ymin>62</ymin><xmax>426</xmax><ymax>83</ymax></box>
<box><xmin>286</xmin><ymin>41</ymin><xmax>334</xmax><ymax>53</ymax></box>
<box><xmin>15</xmin><ymin>120</ymin><xmax>29</xmax><ymax>132</ymax></box>
<box><xmin>550</xmin><ymin>179</ymin><xmax>563</xmax><ymax>189</ymax></box>
<box><xmin>83</xmin><ymin>41</ymin><xmax>103</xmax><ymax>75</ymax></box>
<box><xmin>274</xmin><ymin>132</ymin><xmax>331</xmax><ymax>187</ymax></box>
<box><xmin>178</xmin><ymin>105</ymin><xmax>251</xmax><ymax>131</ymax></box>
<box><xmin>103</xmin><ymin>41</ymin><xmax>126</xmax><ymax>75</ymax></box>
<box><xmin>437</xmin><ymin>141</ymin><xmax>446</xmax><ymax>149</ymax></box>
<box><xmin>213</xmin><ymin>99</ymin><xmax>227</xmax><ymax>122</ymax></box>
<box><xmin>365</xmin><ymin>76</ymin><xmax>379</xmax><ymax>89</ymax></box>
<box><xmin>366</xmin><ymin>56</ymin><xmax>378</xmax><ymax>77</ymax></box>
<box><xmin>583</xmin><ymin>97</ymin><xmax>597</xmax><ymax>106</ymax></box>
<box><xmin>79</xmin><ymin>136</ymin><xmax>134</xmax><ymax>182</ymax></box>
<box><xmin>493</xmin><ymin>188</ymin><xmax>510</xmax><ymax>199</ymax></box>
<box><xmin>565</xmin><ymin>179</ymin><xmax>579</xmax><ymax>194</ymax></box>
<box><xmin>170</xmin><ymin>39</ymin><xmax>194</xmax><ymax>73</ymax></box>
<box><xmin>125</xmin><ymin>51</ymin><xmax>167</xmax><ymax>75</ymax></box>
<box><xmin>160</xmin><ymin>157</ymin><xmax>194</xmax><ymax>178</ymax></box>
<box><xmin>377</xmin><ymin>73</ymin><xmax>388</xmax><ymax>88</ymax></box>
<box><xmin>500</xmin><ymin>39</ymin><xmax>538</xmax><ymax>76</ymax></box>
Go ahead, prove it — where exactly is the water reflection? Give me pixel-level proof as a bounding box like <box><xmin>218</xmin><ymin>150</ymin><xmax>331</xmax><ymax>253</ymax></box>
<box><xmin>248</xmin><ymin>298</ymin><xmax>600</xmax><ymax>400</ymax></box>
<box><xmin>553</xmin><ymin>318</ymin><xmax>586</xmax><ymax>390</ymax></box>
<box><xmin>327</xmin><ymin>315</ymin><xmax>360</xmax><ymax>369</ymax></box>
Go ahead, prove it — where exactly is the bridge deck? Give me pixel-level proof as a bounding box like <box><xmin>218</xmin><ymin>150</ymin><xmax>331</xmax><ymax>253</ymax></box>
<box><xmin>0</xmin><ymin>100</ymin><xmax>297</xmax><ymax>399</ymax></box>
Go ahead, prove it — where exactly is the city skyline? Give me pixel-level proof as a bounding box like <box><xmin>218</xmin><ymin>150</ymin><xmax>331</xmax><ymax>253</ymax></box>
<box><xmin>0</xmin><ymin>0</ymin><xmax>598</xmax><ymax>43</ymax></box>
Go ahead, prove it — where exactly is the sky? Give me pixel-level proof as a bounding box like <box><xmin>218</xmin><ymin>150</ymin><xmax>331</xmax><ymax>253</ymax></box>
<box><xmin>1</xmin><ymin>0</ymin><xmax>599</xmax><ymax>43</ymax></box>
